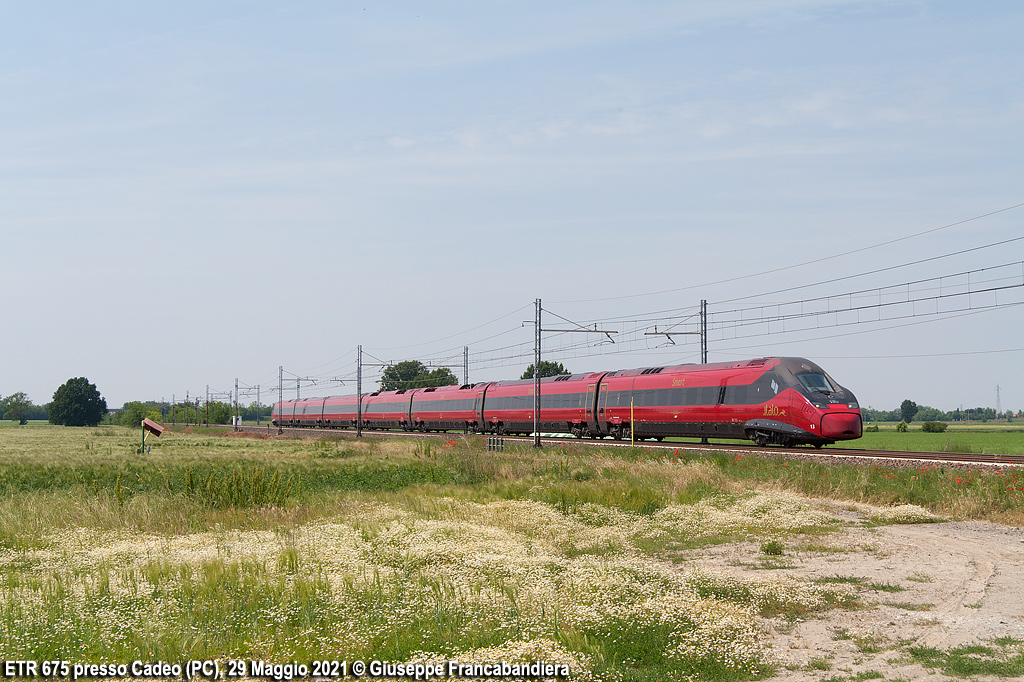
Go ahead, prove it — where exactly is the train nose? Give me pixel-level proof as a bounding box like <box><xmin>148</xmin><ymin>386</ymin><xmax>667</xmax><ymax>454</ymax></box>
<box><xmin>821</xmin><ymin>412</ymin><xmax>862</xmax><ymax>439</ymax></box>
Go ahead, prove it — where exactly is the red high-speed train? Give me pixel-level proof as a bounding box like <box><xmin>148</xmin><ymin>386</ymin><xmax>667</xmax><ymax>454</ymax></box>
<box><xmin>272</xmin><ymin>357</ymin><xmax>862</xmax><ymax>447</ymax></box>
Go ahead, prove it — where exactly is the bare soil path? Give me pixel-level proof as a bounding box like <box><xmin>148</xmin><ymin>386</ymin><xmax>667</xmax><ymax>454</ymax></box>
<box><xmin>682</xmin><ymin>508</ymin><xmax>1024</xmax><ymax>681</ymax></box>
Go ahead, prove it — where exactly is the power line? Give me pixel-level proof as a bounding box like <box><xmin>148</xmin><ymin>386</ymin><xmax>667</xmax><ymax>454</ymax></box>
<box><xmin>696</xmin><ymin>301</ymin><xmax>1024</xmax><ymax>359</ymax></box>
<box><xmin>808</xmin><ymin>348</ymin><xmax>1024</xmax><ymax>360</ymax></box>
<box><xmin>550</xmin><ymin>201</ymin><xmax>1024</xmax><ymax>305</ymax></box>
<box><xmin>713</xmin><ymin>235</ymin><xmax>1024</xmax><ymax>306</ymax></box>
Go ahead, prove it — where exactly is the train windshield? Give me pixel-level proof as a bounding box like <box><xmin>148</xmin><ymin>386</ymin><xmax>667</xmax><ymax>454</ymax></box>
<box><xmin>797</xmin><ymin>372</ymin><xmax>836</xmax><ymax>394</ymax></box>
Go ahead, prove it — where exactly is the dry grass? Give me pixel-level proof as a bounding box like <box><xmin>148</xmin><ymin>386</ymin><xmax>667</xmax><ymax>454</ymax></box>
<box><xmin>0</xmin><ymin>423</ymin><xmax>1019</xmax><ymax>680</ymax></box>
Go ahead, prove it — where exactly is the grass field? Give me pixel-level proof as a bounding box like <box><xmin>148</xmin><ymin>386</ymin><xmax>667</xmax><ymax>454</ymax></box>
<box><xmin>594</xmin><ymin>420</ymin><xmax>1024</xmax><ymax>456</ymax></box>
<box><xmin>0</xmin><ymin>422</ymin><xmax>1020</xmax><ymax>681</ymax></box>
<box><xmin>849</xmin><ymin>423</ymin><xmax>1024</xmax><ymax>456</ymax></box>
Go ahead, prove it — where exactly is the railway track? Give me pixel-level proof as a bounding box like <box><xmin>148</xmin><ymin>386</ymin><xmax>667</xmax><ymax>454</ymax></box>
<box><xmin>215</xmin><ymin>423</ymin><xmax>1024</xmax><ymax>468</ymax></box>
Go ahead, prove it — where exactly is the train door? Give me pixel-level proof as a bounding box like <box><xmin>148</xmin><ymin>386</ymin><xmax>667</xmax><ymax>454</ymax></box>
<box><xmin>474</xmin><ymin>386</ymin><xmax>488</xmax><ymax>426</ymax></box>
<box><xmin>599</xmin><ymin>384</ymin><xmax>611</xmax><ymax>433</ymax></box>
<box><xmin>405</xmin><ymin>391</ymin><xmax>416</xmax><ymax>426</ymax></box>
<box><xmin>585</xmin><ymin>383</ymin><xmax>597</xmax><ymax>433</ymax></box>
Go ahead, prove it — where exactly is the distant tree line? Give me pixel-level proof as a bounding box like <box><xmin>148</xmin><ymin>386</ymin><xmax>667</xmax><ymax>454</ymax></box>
<box><xmin>112</xmin><ymin>400</ymin><xmax>274</xmax><ymax>426</ymax></box>
<box><xmin>379</xmin><ymin>361</ymin><xmax>460</xmax><ymax>391</ymax></box>
<box><xmin>0</xmin><ymin>393</ymin><xmax>47</xmax><ymax>424</ymax></box>
<box><xmin>2</xmin><ymin>377</ymin><xmax>107</xmax><ymax>426</ymax></box>
<box><xmin>862</xmin><ymin>400</ymin><xmax>1013</xmax><ymax>423</ymax></box>
<box><xmin>1</xmin><ymin>381</ymin><xmax>274</xmax><ymax>428</ymax></box>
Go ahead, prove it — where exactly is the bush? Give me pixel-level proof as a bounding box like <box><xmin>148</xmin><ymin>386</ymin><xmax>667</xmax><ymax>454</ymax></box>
<box><xmin>895</xmin><ymin>421</ymin><xmax>908</xmax><ymax>433</ymax></box>
<box><xmin>864</xmin><ymin>425</ymin><xmax>879</xmax><ymax>432</ymax></box>
<box><xmin>922</xmin><ymin>421</ymin><xmax>948</xmax><ymax>433</ymax></box>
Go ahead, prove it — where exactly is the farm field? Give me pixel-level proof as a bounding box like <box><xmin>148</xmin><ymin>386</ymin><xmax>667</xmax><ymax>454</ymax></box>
<box><xmin>841</xmin><ymin>426</ymin><xmax>1024</xmax><ymax>456</ymax></box>
<box><xmin>0</xmin><ymin>423</ymin><xmax>1022</xmax><ymax>681</ymax></box>
<box><xmin>649</xmin><ymin>423</ymin><xmax>1024</xmax><ymax>456</ymax></box>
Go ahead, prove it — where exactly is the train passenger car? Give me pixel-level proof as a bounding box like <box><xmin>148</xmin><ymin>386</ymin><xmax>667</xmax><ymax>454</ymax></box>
<box><xmin>598</xmin><ymin>357</ymin><xmax>860</xmax><ymax>446</ymax></box>
<box><xmin>479</xmin><ymin>379</ymin><xmax>533</xmax><ymax>435</ymax></box>
<box><xmin>482</xmin><ymin>372</ymin><xmax>606</xmax><ymax>436</ymax></box>
<box><xmin>360</xmin><ymin>390</ymin><xmax>415</xmax><ymax>430</ymax></box>
<box><xmin>411</xmin><ymin>383</ymin><xmax>486</xmax><ymax>432</ymax></box>
<box><xmin>271</xmin><ymin>399</ymin><xmax>292</xmax><ymax>427</ymax></box>
<box><xmin>323</xmin><ymin>394</ymin><xmax>360</xmax><ymax>428</ymax></box>
<box><xmin>290</xmin><ymin>397</ymin><xmax>326</xmax><ymax>427</ymax></box>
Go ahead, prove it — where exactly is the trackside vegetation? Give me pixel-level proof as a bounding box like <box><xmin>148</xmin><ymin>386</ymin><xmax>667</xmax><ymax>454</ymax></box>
<box><xmin>0</xmin><ymin>423</ymin><xmax>1021</xmax><ymax>681</ymax></box>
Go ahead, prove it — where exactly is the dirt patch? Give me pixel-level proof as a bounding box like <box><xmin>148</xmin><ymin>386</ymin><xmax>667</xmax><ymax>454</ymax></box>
<box><xmin>677</xmin><ymin>505</ymin><xmax>1024</xmax><ymax>681</ymax></box>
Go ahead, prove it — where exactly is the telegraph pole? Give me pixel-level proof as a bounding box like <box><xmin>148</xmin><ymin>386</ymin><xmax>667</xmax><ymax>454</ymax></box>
<box><xmin>206</xmin><ymin>385</ymin><xmax>210</xmax><ymax>425</ymax></box>
<box><xmin>278</xmin><ymin>366</ymin><xmax>284</xmax><ymax>434</ymax></box>
<box><xmin>357</xmin><ymin>345</ymin><xmax>363</xmax><ymax>438</ymax></box>
<box><xmin>256</xmin><ymin>385</ymin><xmax>260</xmax><ymax>426</ymax></box>
<box><xmin>464</xmin><ymin>346</ymin><xmax>469</xmax><ymax>385</ymax></box>
<box><xmin>234</xmin><ymin>378</ymin><xmax>239</xmax><ymax>431</ymax></box>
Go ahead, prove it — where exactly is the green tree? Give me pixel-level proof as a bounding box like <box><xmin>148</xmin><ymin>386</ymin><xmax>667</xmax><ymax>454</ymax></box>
<box><xmin>900</xmin><ymin>399</ymin><xmax>919</xmax><ymax>423</ymax></box>
<box><xmin>379</xmin><ymin>361</ymin><xmax>459</xmax><ymax>391</ymax></box>
<box><xmin>1</xmin><ymin>392</ymin><xmax>33</xmax><ymax>425</ymax></box>
<box><xmin>25</xmin><ymin>403</ymin><xmax>48</xmax><ymax>420</ymax></box>
<box><xmin>116</xmin><ymin>400</ymin><xmax>169</xmax><ymax>426</ymax></box>
<box><xmin>915</xmin><ymin>405</ymin><xmax>948</xmax><ymax>422</ymax></box>
<box><xmin>241</xmin><ymin>401</ymin><xmax>271</xmax><ymax>422</ymax></box>
<box><xmin>207</xmin><ymin>401</ymin><xmax>232</xmax><ymax>424</ymax></box>
<box><xmin>49</xmin><ymin>377</ymin><xmax>107</xmax><ymax>427</ymax></box>
<box><xmin>116</xmin><ymin>401</ymin><xmax>149</xmax><ymax>427</ymax></box>
<box><xmin>520</xmin><ymin>361</ymin><xmax>570</xmax><ymax>379</ymax></box>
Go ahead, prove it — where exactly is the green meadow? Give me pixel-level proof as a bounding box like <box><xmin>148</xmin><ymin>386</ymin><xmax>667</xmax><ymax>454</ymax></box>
<box><xmin>0</xmin><ymin>423</ymin><xmax>1020</xmax><ymax>681</ymax></box>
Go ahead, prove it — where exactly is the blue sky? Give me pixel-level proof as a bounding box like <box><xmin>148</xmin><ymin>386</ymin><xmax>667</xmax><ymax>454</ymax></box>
<box><xmin>2</xmin><ymin>0</ymin><xmax>1022</xmax><ymax>413</ymax></box>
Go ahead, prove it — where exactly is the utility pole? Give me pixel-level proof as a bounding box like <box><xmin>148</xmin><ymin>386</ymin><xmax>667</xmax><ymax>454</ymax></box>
<box><xmin>296</xmin><ymin>378</ymin><xmax>301</xmax><ymax>400</ymax></box>
<box><xmin>357</xmin><ymin>345</ymin><xmax>363</xmax><ymax>438</ymax></box>
<box><xmin>278</xmin><ymin>365</ymin><xmax>283</xmax><ymax>434</ymax></box>
<box><xmin>172</xmin><ymin>394</ymin><xmax>175</xmax><ymax>425</ymax></box>
<box><xmin>256</xmin><ymin>385</ymin><xmax>260</xmax><ymax>426</ymax></box>
<box><xmin>234</xmin><ymin>378</ymin><xmax>239</xmax><ymax>431</ymax></box>
<box><xmin>534</xmin><ymin>299</ymin><xmax>541</xmax><ymax>447</ymax></box>
<box><xmin>997</xmin><ymin>384</ymin><xmax>1002</xmax><ymax>418</ymax></box>
<box><xmin>464</xmin><ymin>346</ymin><xmax>469</xmax><ymax>385</ymax></box>
<box><xmin>533</xmin><ymin>301</ymin><xmax>617</xmax><ymax>444</ymax></box>
<box><xmin>700</xmin><ymin>299</ymin><xmax>708</xmax><ymax>364</ymax></box>
<box><xmin>699</xmin><ymin>299</ymin><xmax>709</xmax><ymax>443</ymax></box>
<box><xmin>206</xmin><ymin>385</ymin><xmax>210</xmax><ymax>425</ymax></box>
